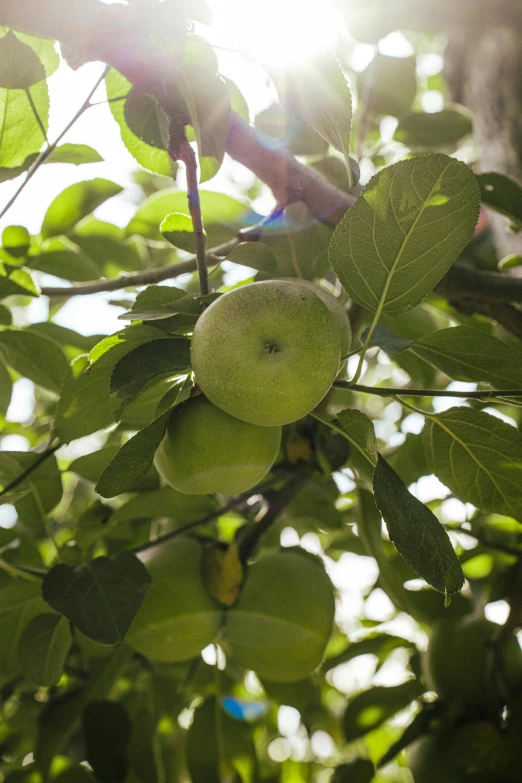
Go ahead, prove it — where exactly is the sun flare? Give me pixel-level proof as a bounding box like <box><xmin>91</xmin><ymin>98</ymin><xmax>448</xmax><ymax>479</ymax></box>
<box><xmin>208</xmin><ymin>0</ymin><xmax>340</xmax><ymax>66</ymax></box>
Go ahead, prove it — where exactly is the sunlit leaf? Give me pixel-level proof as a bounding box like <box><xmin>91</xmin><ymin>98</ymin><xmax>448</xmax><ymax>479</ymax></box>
<box><xmin>0</xmin><ymin>328</ymin><xmax>69</xmax><ymax>392</ymax></box>
<box><xmin>106</xmin><ymin>69</ymin><xmax>174</xmax><ymax>177</ymax></box>
<box><xmin>329</xmin><ymin>154</ymin><xmax>481</xmax><ymax>314</ymax></box>
<box><xmin>0</xmin><ymin>30</ymin><xmax>46</xmax><ymax>89</ymax></box>
<box><xmin>424</xmin><ymin>407</ymin><xmax>522</xmax><ymax>520</ymax></box>
<box><xmin>42</xmin><ymin>179</ymin><xmax>123</xmax><ymax>239</ymax></box>
<box><xmin>342</xmin><ymin>680</ymin><xmax>423</xmax><ymax>740</ymax></box>
<box><xmin>272</xmin><ymin>53</ymin><xmax>353</xmax><ymax>185</ymax></box>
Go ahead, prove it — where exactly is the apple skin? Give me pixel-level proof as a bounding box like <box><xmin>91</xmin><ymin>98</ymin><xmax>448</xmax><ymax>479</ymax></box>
<box><xmin>154</xmin><ymin>395</ymin><xmax>281</xmax><ymax>495</ymax></box>
<box><xmin>282</xmin><ymin>278</ymin><xmax>351</xmax><ymax>358</ymax></box>
<box><xmin>422</xmin><ymin>616</ymin><xmax>522</xmax><ymax>706</ymax></box>
<box><xmin>190</xmin><ymin>280</ymin><xmax>341</xmax><ymax>427</ymax></box>
<box><xmin>226</xmin><ymin>548</ymin><xmax>335</xmax><ymax>682</ymax></box>
<box><xmin>410</xmin><ymin>734</ymin><xmax>490</xmax><ymax>783</ymax></box>
<box><xmin>126</xmin><ymin>536</ymin><xmax>223</xmax><ymax>662</ymax></box>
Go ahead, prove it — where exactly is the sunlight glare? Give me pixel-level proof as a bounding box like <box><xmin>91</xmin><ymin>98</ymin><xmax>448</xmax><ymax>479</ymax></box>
<box><xmin>208</xmin><ymin>0</ymin><xmax>339</xmax><ymax>66</ymax></box>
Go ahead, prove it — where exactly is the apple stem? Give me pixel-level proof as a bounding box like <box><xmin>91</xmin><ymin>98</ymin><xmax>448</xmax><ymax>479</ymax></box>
<box><xmin>175</xmin><ymin>139</ymin><xmax>209</xmax><ymax>297</ymax></box>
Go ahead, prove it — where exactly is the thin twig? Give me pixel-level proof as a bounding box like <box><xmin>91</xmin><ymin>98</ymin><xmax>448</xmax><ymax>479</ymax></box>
<box><xmin>133</xmin><ymin>476</ymin><xmax>279</xmax><ymax>554</ymax></box>
<box><xmin>40</xmin><ymin>239</ymin><xmax>238</xmax><ymax>298</ymax></box>
<box><xmin>0</xmin><ymin>65</ymin><xmax>109</xmax><ymax>221</ymax></box>
<box><xmin>25</xmin><ymin>87</ymin><xmax>48</xmax><ymax>144</ymax></box>
<box><xmin>237</xmin><ymin>476</ymin><xmax>303</xmax><ymax>562</ymax></box>
<box><xmin>0</xmin><ymin>441</ymin><xmax>61</xmax><ymax>498</ymax></box>
<box><xmin>176</xmin><ymin>140</ymin><xmax>209</xmax><ymax>296</ymax></box>
<box><xmin>333</xmin><ymin>380</ymin><xmax>522</xmax><ymax>399</ymax></box>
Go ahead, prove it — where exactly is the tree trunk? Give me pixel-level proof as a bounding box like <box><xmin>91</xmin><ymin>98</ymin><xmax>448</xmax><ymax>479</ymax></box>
<box><xmin>445</xmin><ymin>24</ymin><xmax>522</xmax><ymax>257</ymax></box>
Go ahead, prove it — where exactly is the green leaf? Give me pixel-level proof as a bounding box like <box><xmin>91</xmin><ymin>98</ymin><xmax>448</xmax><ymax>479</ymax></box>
<box><xmin>227</xmin><ymin>242</ymin><xmax>278</xmax><ymax>274</ymax></box>
<box><xmin>17</xmin><ymin>614</ymin><xmax>72</xmax><ymax>686</ymax></box>
<box><xmin>394</xmin><ymin>107</ymin><xmax>472</xmax><ymax>149</ymax></box>
<box><xmin>124</xmin><ymin>87</ymin><xmax>169</xmax><ymax>150</ymax></box>
<box><xmin>178</xmin><ymin>65</ymin><xmax>231</xmax><ymax>182</ymax></box>
<box><xmin>161</xmin><ymin>212</ymin><xmax>204</xmax><ymax>252</ymax></box>
<box><xmin>424</xmin><ymin>407</ymin><xmax>522</xmax><ymax>520</ymax></box>
<box><xmin>186</xmin><ymin>697</ymin><xmax>256</xmax><ymax>783</ymax></box>
<box><xmin>68</xmin><ymin>447</ymin><xmax>122</xmax><ymax>483</ymax></box>
<box><xmin>127</xmin><ymin>187</ymin><xmax>259</xmax><ymax>243</ymax></box>
<box><xmin>329</xmin><ymin>154</ymin><xmax>481</xmax><ymax>315</ymax></box>
<box><xmin>0</xmin><ymin>263</ymin><xmax>39</xmax><ymax>299</ymax></box>
<box><xmin>373</xmin><ymin>456</ymin><xmax>464</xmax><ymax>594</ymax></box>
<box><xmin>336</xmin><ymin>409</ymin><xmax>378</xmax><ymax>467</ymax></box>
<box><xmin>35</xmin><ymin>646</ymin><xmax>132</xmax><ymax>775</ymax></box>
<box><xmin>323</xmin><ymin>633</ymin><xmax>415</xmax><ymax>673</ymax></box>
<box><xmin>255</xmin><ymin>103</ymin><xmax>328</xmax><ymax>156</ymax></box>
<box><xmin>0</xmin><ymin>328</ymin><xmax>69</xmax><ymax>392</ymax></box>
<box><xmin>111</xmin><ymin>485</ymin><xmax>215</xmax><ymax>525</ymax></box>
<box><xmin>0</xmin><ymin>359</ymin><xmax>12</xmax><ymax>415</ymax></box>
<box><xmin>41</xmin><ymin>179</ymin><xmax>123</xmax><ymax>240</ymax></box>
<box><xmin>106</xmin><ymin>70</ymin><xmax>173</xmax><ymax>177</ymax></box>
<box><xmin>477</xmin><ymin>172</ymin><xmax>522</xmax><ymax>231</ymax></box>
<box><xmin>110</xmin><ymin>338</ymin><xmax>191</xmax><ymax>399</ymax></box>
<box><xmin>0</xmin><ymin>79</ymin><xmax>48</xmax><ymax>167</ymax></box>
<box><xmin>55</xmin><ymin>326</ymin><xmax>164</xmax><ymax>442</ymax></box>
<box><xmin>0</xmin><ymin>303</ymin><xmax>11</xmax><ymax>324</ymax></box>
<box><xmin>83</xmin><ymin>701</ymin><xmax>132</xmax><ymax>783</ymax></box>
<box><xmin>28</xmin><ymin>237</ymin><xmax>101</xmax><ymax>282</ymax></box>
<box><xmin>2</xmin><ymin>225</ymin><xmax>30</xmax><ymax>258</ymax></box>
<box><xmin>0</xmin><ymin>579</ymin><xmax>52</xmax><ymax>687</ymax></box>
<box><xmin>42</xmin><ymin>551</ymin><xmax>151</xmax><ymax>645</ymax></box>
<box><xmin>0</xmin><ymin>450</ymin><xmax>62</xmax><ymax>526</ymax></box>
<box><xmin>407</xmin><ymin>326</ymin><xmax>522</xmax><ymax>388</ymax></box>
<box><xmin>0</xmin><ymin>28</ymin><xmax>59</xmax><ymax>78</ymax></box>
<box><xmin>363</xmin><ymin>323</ymin><xmax>414</xmax><ymax>354</ymax></box>
<box><xmin>95</xmin><ymin>410</ymin><xmax>170</xmax><ymax>498</ymax></box>
<box><xmin>0</xmin><ymin>30</ymin><xmax>46</xmax><ymax>89</ymax></box>
<box><xmin>272</xmin><ymin>53</ymin><xmax>353</xmax><ymax>186</ymax></box>
<box><xmin>331</xmin><ymin>759</ymin><xmax>375</xmax><ymax>783</ymax></box>
<box><xmin>342</xmin><ymin>680</ymin><xmax>423</xmax><ymax>741</ymax></box>
<box><xmin>46</xmin><ymin>143</ymin><xmax>104</xmax><ymax>165</ymax></box>
<box><xmin>358</xmin><ymin>54</ymin><xmax>417</xmax><ymax>117</ymax></box>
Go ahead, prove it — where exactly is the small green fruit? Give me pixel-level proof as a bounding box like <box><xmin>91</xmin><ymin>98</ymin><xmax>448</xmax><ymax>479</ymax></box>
<box><xmin>154</xmin><ymin>396</ymin><xmax>281</xmax><ymax>495</ymax></box>
<box><xmin>226</xmin><ymin>548</ymin><xmax>335</xmax><ymax>682</ymax></box>
<box><xmin>282</xmin><ymin>278</ymin><xmax>351</xmax><ymax>357</ymax></box>
<box><xmin>422</xmin><ymin>616</ymin><xmax>522</xmax><ymax>706</ymax></box>
<box><xmin>410</xmin><ymin>734</ymin><xmax>481</xmax><ymax>783</ymax></box>
<box><xmin>126</xmin><ymin>536</ymin><xmax>222</xmax><ymax>662</ymax></box>
<box><xmin>191</xmin><ymin>280</ymin><xmax>341</xmax><ymax>426</ymax></box>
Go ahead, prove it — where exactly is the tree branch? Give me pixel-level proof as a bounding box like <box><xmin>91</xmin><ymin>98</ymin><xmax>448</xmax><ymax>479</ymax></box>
<box><xmin>39</xmin><ymin>239</ymin><xmax>238</xmax><ymax>298</ymax></box>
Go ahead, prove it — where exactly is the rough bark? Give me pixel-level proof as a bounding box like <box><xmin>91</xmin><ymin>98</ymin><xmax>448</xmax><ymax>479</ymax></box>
<box><xmin>445</xmin><ymin>25</ymin><xmax>522</xmax><ymax>257</ymax></box>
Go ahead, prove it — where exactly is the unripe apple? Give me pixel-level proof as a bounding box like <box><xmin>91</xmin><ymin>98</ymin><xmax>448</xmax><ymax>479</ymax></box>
<box><xmin>281</xmin><ymin>278</ymin><xmax>351</xmax><ymax>357</ymax></box>
<box><xmin>126</xmin><ymin>536</ymin><xmax>222</xmax><ymax>662</ymax></box>
<box><xmin>154</xmin><ymin>395</ymin><xmax>282</xmax><ymax>495</ymax></box>
<box><xmin>422</xmin><ymin>616</ymin><xmax>522</xmax><ymax>706</ymax></box>
<box><xmin>190</xmin><ymin>280</ymin><xmax>341</xmax><ymax>427</ymax></box>
<box><xmin>226</xmin><ymin>548</ymin><xmax>335</xmax><ymax>682</ymax></box>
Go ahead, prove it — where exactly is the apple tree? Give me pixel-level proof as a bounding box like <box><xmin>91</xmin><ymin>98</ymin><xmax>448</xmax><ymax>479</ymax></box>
<box><xmin>0</xmin><ymin>0</ymin><xmax>522</xmax><ymax>781</ymax></box>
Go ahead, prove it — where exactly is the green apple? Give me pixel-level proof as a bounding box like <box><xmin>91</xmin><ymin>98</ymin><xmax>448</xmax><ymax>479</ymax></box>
<box><xmin>154</xmin><ymin>395</ymin><xmax>281</xmax><ymax>495</ymax></box>
<box><xmin>126</xmin><ymin>536</ymin><xmax>223</xmax><ymax>662</ymax></box>
<box><xmin>226</xmin><ymin>548</ymin><xmax>335</xmax><ymax>682</ymax></box>
<box><xmin>422</xmin><ymin>616</ymin><xmax>522</xmax><ymax>706</ymax></box>
<box><xmin>190</xmin><ymin>280</ymin><xmax>341</xmax><ymax>427</ymax></box>
<box><xmin>282</xmin><ymin>278</ymin><xmax>351</xmax><ymax>357</ymax></box>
